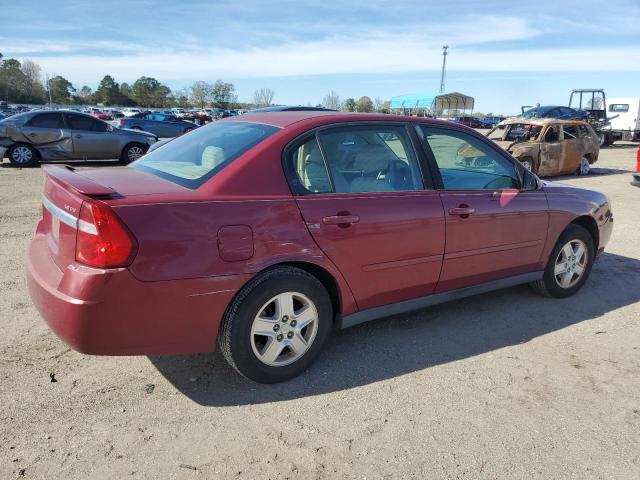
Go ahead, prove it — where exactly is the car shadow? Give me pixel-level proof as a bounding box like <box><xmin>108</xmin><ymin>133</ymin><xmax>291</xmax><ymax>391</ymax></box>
<box><xmin>546</xmin><ymin>167</ymin><xmax>632</xmax><ymax>181</ymax></box>
<box><xmin>149</xmin><ymin>252</ymin><xmax>640</xmax><ymax>406</ymax></box>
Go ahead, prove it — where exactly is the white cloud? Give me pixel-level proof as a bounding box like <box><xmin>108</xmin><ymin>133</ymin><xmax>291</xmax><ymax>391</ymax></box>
<box><xmin>26</xmin><ymin>36</ymin><xmax>640</xmax><ymax>87</ymax></box>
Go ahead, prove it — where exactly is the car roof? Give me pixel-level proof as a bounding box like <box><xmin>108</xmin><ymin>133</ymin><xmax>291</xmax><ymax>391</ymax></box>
<box><xmin>502</xmin><ymin>117</ymin><xmax>588</xmax><ymax>127</ymax></box>
<box><xmin>227</xmin><ymin>111</ymin><xmax>462</xmax><ymax>129</ymax></box>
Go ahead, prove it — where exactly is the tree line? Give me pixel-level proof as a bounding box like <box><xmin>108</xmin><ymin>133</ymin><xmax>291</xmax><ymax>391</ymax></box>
<box><xmin>1</xmin><ymin>53</ymin><xmax>394</xmax><ymax>112</ymax></box>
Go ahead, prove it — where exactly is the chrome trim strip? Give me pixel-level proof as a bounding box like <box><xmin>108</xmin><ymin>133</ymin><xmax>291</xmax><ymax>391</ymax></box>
<box><xmin>42</xmin><ymin>195</ymin><xmax>78</xmax><ymax>229</ymax></box>
<box><xmin>78</xmin><ymin>219</ymin><xmax>98</xmax><ymax>235</ymax></box>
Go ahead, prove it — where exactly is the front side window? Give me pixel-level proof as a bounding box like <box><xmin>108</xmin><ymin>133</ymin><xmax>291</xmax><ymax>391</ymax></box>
<box><xmin>131</xmin><ymin>121</ymin><xmax>279</xmax><ymax>189</ymax></box>
<box><xmin>544</xmin><ymin>126</ymin><xmax>560</xmax><ymax>143</ymax></box>
<box><xmin>67</xmin><ymin>114</ymin><xmax>108</xmax><ymax>132</ymax></box>
<box><xmin>421</xmin><ymin>126</ymin><xmax>519</xmax><ymax>190</ymax></box>
<box><xmin>27</xmin><ymin>113</ymin><xmax>64</xmax><ymax>128</ymax></box>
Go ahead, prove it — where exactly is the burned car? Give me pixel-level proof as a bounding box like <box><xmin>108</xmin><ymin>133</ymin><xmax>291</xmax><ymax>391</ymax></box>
<box><xmin>486</xmin><ymin>118</ymin><xmax>599</xmax><ymax>176</ymax></box>
<box><xmin>0</xmin><ymin>110</ymin><xmax>157</xmax><ymax>166</ymax></box>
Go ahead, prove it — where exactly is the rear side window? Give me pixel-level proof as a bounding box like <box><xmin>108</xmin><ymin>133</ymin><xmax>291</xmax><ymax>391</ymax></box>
<box><xmin>563</xmin><ymin>125</ymin><xmax>579</xmax><ymax>139</ymax></box>
<box><xmin>421</xmin><ymin>126</ymin><xmax>519</xmax><ymax>190</ymax></box>
<box><xmin>131</xmin><ymin>121</ymin><xmax>279</xmax><ymax>189</ymax></box>
<box><xmin>286</xmin><ymin>125</ymin><xmax>423</xmax><ymax>194</ymax></box>
<box><xmin>27</xmin><ymin>113</ymin><xmax>64</xmax><ymax>128</ymax></box>
<box><xmin>609</xmin><ymin>104</ymin><xmax>629</xmax><ymax>112</ymax></box>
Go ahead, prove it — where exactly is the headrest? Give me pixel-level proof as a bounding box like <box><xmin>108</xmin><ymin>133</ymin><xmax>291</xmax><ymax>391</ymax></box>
<box><xmin>201</xmin><ymin>146</ymin><xmax>225</xmax><ymax>169</ymax></box>
<box><xmin>351</xmin><ymin>144</ymin><xmax>392</xmax><ymax>174</ymax></box>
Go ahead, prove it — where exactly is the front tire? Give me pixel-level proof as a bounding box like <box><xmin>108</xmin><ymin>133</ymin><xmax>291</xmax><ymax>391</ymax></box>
<box><xmin>121</xmin><ymin>142</ymin><xmax>147</xmax><ymax>163</ymax></box>
<box><xmin>8</xmin><ymin>143</ymin><xmax>39</xmax><ymax>167</ymax></box>
<box><xmin>530</xmin><ymin>224</ymin><xmax>595</xmax><ymax>298</ymax></box>
<box><xmin>219</xmin><ymin>267</ymin><xmax>333</xmax><ymax>383</ymax></box>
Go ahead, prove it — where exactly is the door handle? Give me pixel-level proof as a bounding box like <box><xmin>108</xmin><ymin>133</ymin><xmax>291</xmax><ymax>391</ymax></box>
<box><xmin>27</xmin><ymin>133</ymin><xmax>38</xmax><ymax>137</ymax></box>
<box><xmin>74</xmin><ymin>134</ymin><xmax>82</xmax><ymax>139</ymax></box>
<box><xmin>448</xmin><ymin>205</ymin><xmax>475</xmax><ymax>217</ymax></box>
<box><xmin>322</xmin><ymin>214</ymin><xmax>360</xmax><ymax>226</ymax></box>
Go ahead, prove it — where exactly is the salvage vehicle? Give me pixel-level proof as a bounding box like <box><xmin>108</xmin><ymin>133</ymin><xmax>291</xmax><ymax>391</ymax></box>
<box><xmin>116</xmin><ymin>112</ymin><xmax>197</xmax><ymax>137</ymax></box>
<box><xmin>486</xmin><ymin>118</ymin><xmax>599</xmax><ymax>176</ymax></box>
<box><xmin>604</xmin><ymin>98</ymin><xmax>640</xmax><ymax>143</ymax></box>
<box><xmin>452</xmin><ymin>116</ymin><xmax>492</xmax><ymax>128</ymax></box>
<box><xmin>26</xmin><ymin>112</ymin><xmax>613</xmax><ymax>383</ymax></box>
<box><xmin>0</xmin><ymin>110</ymin><xmax>157</xmax><ymax>166</ymax></box>
<box><xmin>521</xmin><ymin>105</ymin><xmax>589</xmax><ymax>121</ymax></box>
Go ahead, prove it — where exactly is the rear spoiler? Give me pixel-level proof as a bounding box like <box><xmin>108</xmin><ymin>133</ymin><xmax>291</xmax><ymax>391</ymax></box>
<box><xmin>43</xmin><ymin>164</ymin><xmax>116</xmax><ymax>196</ymax></box>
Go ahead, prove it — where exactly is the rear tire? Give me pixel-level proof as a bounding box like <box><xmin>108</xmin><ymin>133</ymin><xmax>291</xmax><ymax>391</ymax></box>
<box><xmin>8</xmin><ymin>143</ymin><xmax>39</xmax><ymax>167</ymax></box>
<box><xmin>530</xmin><ymin>224</ymin><xmax>595</xmax><ymax>298</ymax></box>
<box><xmin>218</xmin><ymin>267</ymin><xmax>333</xmax><ymax>383</ymax></box>
<box><xmin>576</xmin><ymin>156</ymin><xmax>590</xmax><ymax>175</ymax></box>
<box><xmin>121</xmin><ymin>142</ymin><xmax>147</xmax><ymax>164</ymax></box>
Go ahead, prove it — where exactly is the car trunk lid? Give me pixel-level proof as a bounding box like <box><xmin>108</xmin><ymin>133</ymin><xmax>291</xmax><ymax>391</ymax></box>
<box><xmin>40</xmin><ymin>164</ymin><xmax>187</xmax><ymax>271</ymax></box>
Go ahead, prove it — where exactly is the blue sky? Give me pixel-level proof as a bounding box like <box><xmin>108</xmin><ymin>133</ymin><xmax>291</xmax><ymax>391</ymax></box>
<box><xmin>2</xmin><ymin>0</ymin><xmax>639</xmax><ymax>113</ymax></box>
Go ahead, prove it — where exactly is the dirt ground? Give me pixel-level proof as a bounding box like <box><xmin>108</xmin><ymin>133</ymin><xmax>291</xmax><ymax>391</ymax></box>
<box><xmin>1</xmin><ymin>144</ymin><xmax>639</xmax><ymax>479</ymax></box>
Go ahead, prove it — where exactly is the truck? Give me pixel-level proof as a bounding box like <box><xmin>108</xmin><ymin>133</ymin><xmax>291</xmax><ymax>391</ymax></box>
<box><xmin>568</xmin><ymin>89</ymin><xmax>640</xmax><ymax>146</ymax></box>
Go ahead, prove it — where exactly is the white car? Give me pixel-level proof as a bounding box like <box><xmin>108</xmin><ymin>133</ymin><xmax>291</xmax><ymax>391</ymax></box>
<box><xmin>122</xmin><ymin>108</ymin><xmax>142</xmax><ymax>117</ymax></box>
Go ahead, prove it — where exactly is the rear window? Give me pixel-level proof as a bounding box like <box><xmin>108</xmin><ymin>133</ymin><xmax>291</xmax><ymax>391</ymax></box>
<box><xmin>130</xmin><ymin>121</ymin><xmax>279</xmax><ymax>189</ymax></box>
<box><xmin>609</xmin><ymin>104</ymin><xmax>629</xmax><ymax>112</ymax></box>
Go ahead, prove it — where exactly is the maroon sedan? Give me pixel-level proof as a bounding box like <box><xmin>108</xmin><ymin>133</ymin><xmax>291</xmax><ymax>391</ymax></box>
<box><xmin>27</xmin><ymin>112</ymin><xmax>613</xmax><ymax>383</ymax></box>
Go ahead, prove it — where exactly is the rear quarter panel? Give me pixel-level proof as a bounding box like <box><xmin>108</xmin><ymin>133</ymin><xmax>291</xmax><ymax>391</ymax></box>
<box><xmin>113</xmin><ymin>198</ymin><xmax>359</xmax><ymax>315</ymax></box>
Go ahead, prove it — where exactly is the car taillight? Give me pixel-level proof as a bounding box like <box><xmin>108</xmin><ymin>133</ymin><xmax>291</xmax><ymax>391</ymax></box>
<box><xmin>117</xmin><ymin>119</ymin><xmax>124</xmax><ymax>125</ymax></box>
<box><xmin>75</xmin><ymin>201</ymin><xmax>138</xmax><ymax>268</ymax></box>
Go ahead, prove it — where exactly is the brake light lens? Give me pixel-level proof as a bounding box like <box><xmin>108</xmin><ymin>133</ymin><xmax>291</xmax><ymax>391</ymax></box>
<box><xmin>75</xmin><ymin>201</ymin><xmax>138</xmax><ymax>268</ymax></box>
<box><xmin>117</xmin><ymin>119</ymin><xmax>124</xmax><ymax>125</ymax></box>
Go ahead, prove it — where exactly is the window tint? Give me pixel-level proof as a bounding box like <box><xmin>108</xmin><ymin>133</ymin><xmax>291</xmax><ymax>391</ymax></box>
<box><xmin>563</xmin><ymin>125</ymin><xmax>579</xmax><ymax>139</ymax></box>
<box><xmin>318</xmin><ymin>126</ymin><xmax>423</xmax><ymax>193</ymax></box>
<box><xmin>67</xmin><ymin>114</ymin><xmax>108</xmax><ymax>132</ymax></box>
<box><xmin>131</xmin><ymin>121</ymin><xmax>279</xmax><ymax>189</ymax></box>
<box><xmin>609</xmin><ymin>104</ymin><xmax>629</xmax><ymax>112</ymax></box>
<box><xmin>27</xmin><ymin>113</ymin><xmax>64</xmax><ymax>128</ymax></box>
<box><xmin>544</xmin><ymin>126</ymin><xmax>560</xmax><ymax>142</ymax></box>
<box><xmin>421</xmin><ymin>126</ymin><xmax>519</xmax><ymax>190</ymax></box>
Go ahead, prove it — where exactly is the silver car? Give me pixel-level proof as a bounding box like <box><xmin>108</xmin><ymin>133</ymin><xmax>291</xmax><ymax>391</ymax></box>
<box><xmin>0</xmin><ymin>110</ymin><xmax>157</xmax><ymax>166</ymax></box>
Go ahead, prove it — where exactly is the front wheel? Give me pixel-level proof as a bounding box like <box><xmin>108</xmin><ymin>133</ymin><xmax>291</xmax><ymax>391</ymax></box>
<box><xmin>8</xmin><ymin>144</ymin><xmax>39</xmax><ymax>167</ymax></box>
<box><xmin>121</xmin><ymin>142</ymin><xmax>147</xmax><ymax>163</ymax></box>
<box><xmin>219</xmin><ymin>267</ymin><xmax>333</xmax><ymax>383</ymax></box>
<box><xmin>530</xmin><ymin>224</ymin><xmax>595</xmax><ymax>298</ymax></box>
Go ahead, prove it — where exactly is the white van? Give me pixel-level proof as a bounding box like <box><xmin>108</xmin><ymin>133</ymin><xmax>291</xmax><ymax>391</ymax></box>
<box><xmin>604</xmin><ymin>98</ymin><xmax>640</xmax><ymax>142</ymax></box>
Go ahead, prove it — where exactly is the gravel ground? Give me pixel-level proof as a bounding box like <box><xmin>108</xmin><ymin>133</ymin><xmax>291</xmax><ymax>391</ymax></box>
<box><xmin>1</xmin><ymin>145</ymin><xmax>639</xmax><ymax>479</ymax></box>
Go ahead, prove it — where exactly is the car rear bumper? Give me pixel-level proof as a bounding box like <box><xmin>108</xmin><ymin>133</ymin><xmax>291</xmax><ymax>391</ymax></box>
<box><xmin>26</xmin><ymin>233</ymin><xmax>251</xmax><ymax>355</ymax></box>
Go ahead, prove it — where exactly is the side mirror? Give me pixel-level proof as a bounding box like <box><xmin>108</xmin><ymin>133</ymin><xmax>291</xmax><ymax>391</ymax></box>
<box><xmin>522</xmin><ymin>169</ymin><xmax>539</xmax><ymax>191</ymax></box>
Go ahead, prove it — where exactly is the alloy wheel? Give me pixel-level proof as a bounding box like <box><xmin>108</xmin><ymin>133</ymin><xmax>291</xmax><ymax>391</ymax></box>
<box><xmin>554</xmin><ymin>239</ymin><xmax>588</xmax><ymax>289</ymax></box>
<box><xmin>127</xmin><ymin>146</ymin><xmax>145</xmax><ymax>162</ymax></box>
<box><xmin>250</xmin><ymin>292</ymin><xmax>319</xmax><ymax>367</ymax></box>
<box><xmin>12</xmin><ymin>146</ymin><xmax>33</xmax><ymax>164</ymax></box>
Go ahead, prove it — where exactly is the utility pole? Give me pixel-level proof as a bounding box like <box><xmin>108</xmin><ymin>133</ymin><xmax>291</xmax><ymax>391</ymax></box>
<box><xmin>45</xmin><ymin>73</ymin><xmax>52</xmax><ymax>105</ymax></box>
<box><xmin>439</xmin><ymin>45</ymin><xmax>448</xmax><ymax>94</ymax></box>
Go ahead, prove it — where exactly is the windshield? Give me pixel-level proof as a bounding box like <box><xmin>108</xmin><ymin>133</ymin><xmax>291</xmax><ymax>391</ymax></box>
<box><xmin>130</xmin><ymin>121</ymin><xmax>280</xmax><ymax>189</ymax></box>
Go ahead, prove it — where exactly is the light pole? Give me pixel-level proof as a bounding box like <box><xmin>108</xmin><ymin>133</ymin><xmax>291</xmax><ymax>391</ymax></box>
<box><xmin>439</xmin><ymin>45</ymin><xmax>448</xmax><ymax>94</ymax></box>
